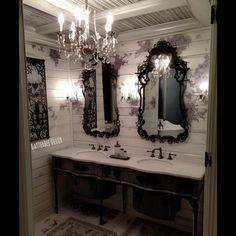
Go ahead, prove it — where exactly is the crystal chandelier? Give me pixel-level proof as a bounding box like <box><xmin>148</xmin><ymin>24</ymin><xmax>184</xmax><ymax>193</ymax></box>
<box><xmin>151</xmin><ymin>54</ymin><xmax>171</xmax><ymax>79</ymax></box>
<box><xmin>57</xmin><ymin>0</ymin><xmax>117</xmax><ymax>70</ymax></box>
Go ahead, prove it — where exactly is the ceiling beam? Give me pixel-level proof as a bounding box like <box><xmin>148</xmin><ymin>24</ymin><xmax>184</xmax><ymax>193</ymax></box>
<box><xmin>96</xmin><ymin>0</ymin><xmax>188</xmax><ymax>23</ymax></box>
<box><xmin>23</xmin><ymin>0</ymin><xmax>72</xmax><ymax>20</ymax></box>
<box><xmin>117</xmin><ymin>18</ymin><xmax>202</xmax><ymax>42</ymax></box>
<box><xmin>24</xmin><ymin>26</ymin><xmax>58</xmax><ymax>48</ymax></box>
<box><xmin>29</xmin><ymin>0</ymin><xmax>187</xmax><ymax>35</ymax></box>
<box><xmin>23</xmin><ymin>0</ymin><xmax>105</xmax><ymax>35</ymax></box>
<box><xmin>186</xmin><ymin>0</ymin><xmax>211</xmax><ymax>26</ymax></box>
<box><xmin>35</xmin><ymin>20</ymin><xmax>105</xmax><ymax>36</ymax></box>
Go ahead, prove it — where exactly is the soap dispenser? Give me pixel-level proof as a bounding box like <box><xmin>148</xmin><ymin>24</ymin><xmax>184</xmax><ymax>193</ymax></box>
<box><xmin>114</xmin><ymin>141</ymin><xmax>121</xmax><ymax>157</ymax></box>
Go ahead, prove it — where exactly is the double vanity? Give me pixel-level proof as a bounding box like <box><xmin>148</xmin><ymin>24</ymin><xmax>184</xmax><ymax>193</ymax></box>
<box><xmin>51</xmin><ymin>146</ymin><xmax>205</xmax><ymax>236</ymax></box>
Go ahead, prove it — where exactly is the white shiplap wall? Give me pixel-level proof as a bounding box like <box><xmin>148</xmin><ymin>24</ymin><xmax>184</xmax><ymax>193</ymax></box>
<box><xmin>71</xmin><ymin>27</ymin><xmax>210</xmax><ymax>234</ymax></box>
<box><xmin>26</xmin><ymin>26</ymin><xmax>209</xmax><ymax>233</ymax></box>
<box><xmin>25</xmin><ymin>43</ymin><xmax>73</xmax><ymax>222</ymax></box>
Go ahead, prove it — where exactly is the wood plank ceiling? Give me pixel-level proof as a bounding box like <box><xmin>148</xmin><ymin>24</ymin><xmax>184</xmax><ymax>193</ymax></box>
<box><xmin>22</xmin><ymin>0</ymin><xmax>211</xmax><ymax>46</ymax></box>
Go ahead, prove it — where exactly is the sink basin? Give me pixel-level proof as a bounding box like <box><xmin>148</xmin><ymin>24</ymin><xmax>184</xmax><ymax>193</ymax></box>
<box><xmin>136</xmin><ymin>158</ymin><xmax>173</xmax><ymax>170</ymax></box>
<box><xmin>75</xmin><ymin>150</ymin><xmax>106</xmax><ymax>159</ymax></box>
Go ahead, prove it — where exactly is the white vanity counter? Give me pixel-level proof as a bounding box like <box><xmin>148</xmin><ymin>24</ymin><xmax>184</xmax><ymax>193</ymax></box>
<box><xmin>51</xmin><ymin>146</ymin><xmax>204</xmax><ymax>235</ymax></box>
<box><xmin>51</xmin><ymin>147</ymin><xmax>205</xmax><ymax>180</ymax></box>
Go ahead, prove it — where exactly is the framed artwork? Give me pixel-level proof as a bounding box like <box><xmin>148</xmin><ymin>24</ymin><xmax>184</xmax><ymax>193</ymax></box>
<box><xmin>82</xmin><ymin>69</ymin><xmax>97</xmax><ymax>131</ymax></box>
<box><xmin>26</xmin><ymin>57</ymin><xmax>49</xmax><ymax>141</ymax></box>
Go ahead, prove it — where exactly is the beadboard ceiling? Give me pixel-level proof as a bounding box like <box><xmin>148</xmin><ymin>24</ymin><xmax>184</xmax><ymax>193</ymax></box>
<box><xmin>23</xmin><ymin>0</ymin><xmax>211</xmax><ymax>47</ymax></box>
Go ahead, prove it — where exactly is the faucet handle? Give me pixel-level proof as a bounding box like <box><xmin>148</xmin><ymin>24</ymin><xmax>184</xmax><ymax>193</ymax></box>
<box><xmin>104</xmin><ymin>145</ymin><xmax>110</xmax><ymax>151</ymax></box>
<box><xmin>89</xmin><ymin>144</ymin><xmax>95</xmax><ymax>150</ymax></box>
<box><xmin>168</xmin><ymin>153</ymin><xmax>176</xmax><ymax>160</ymax></box>
<box><xmin>147</xmin><ymin>150</ymin><xmax>155</xmax><ymax>157</ymax></box>
<box><xmin>158</xmin><ymin>147</ymin><xmax>164</xmax><ymax>159</ymax></box>
<box><xmin>97</xmin><ymin>144</ymin><xmax>103</xmax><ymax>151</ymax></box>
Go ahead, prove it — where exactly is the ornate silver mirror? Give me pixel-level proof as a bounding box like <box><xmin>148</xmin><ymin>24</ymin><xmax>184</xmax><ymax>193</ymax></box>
<box><xmin>136</xmin><ymin>40</ymin><xmax>189</xmax><ymax>143</ymax></box>
<box><xmin>82</xmin><ymin>58</ymin><xmax>120</xmax><ymax>138</ymax></box>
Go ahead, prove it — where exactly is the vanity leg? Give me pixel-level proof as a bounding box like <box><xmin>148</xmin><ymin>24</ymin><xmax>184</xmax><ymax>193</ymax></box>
<box><xmin>53</xmin><ymin>170</ymin><xmax>58</xmax><ymax>214</ymax></box>
<box><xmin>99</xmin><ymin>180</ymin><xmax>106</xmax><ymax>225</ymax></box>
<box><xmin>122</xmin><ymin>185</ymin><xmax>127</xmax><ymax>214</ymax></box>
<box><xmin>189</xmin><ymin>199</ymin><xmax>198</xmax><ymax>236</ymax></box>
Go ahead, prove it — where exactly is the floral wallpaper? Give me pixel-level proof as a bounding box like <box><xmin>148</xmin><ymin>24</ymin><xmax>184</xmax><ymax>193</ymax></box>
<box><xmin>185</xmin><ymin>54</ymin><xmax>209</xmax><ymax>124</ymax></box>
<box><xmin>53</xmin><ymin>32</ymin><xmax>209</xmax><ymax>136</ymax></box>
<box><xmin>116</xmin><ymin>33</ymin><xmax>209</xmax><ymax>126</ymax></box>
<box><xmin>134</xmin><ymin>34</ymin><xmax>192</xmax><ymax>57</ymax></box>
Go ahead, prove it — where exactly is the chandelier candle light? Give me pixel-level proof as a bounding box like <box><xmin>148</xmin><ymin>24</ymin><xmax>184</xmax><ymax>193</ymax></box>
<box><xmin>57</xmin><ymin>0</ymin><xmax>117</xmax><ymax>70</ymax></box>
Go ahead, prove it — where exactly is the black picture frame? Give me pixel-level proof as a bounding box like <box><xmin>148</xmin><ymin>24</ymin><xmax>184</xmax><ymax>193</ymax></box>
<box><xmin>82</xmin><ymin>58</ymin><xmax>120</xmax><ymax>138</ymax></box>
<box><xmin>26</xmin><ymin>57</ymin><xmax>49</xmax><ymax>142</ymax></box>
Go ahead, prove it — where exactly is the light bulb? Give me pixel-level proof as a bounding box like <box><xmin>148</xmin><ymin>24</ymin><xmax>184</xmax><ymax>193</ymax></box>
<box><xmin>58</xmin><ymin>13</ymin><xmax>64</xmax><ymax>32</ymax></box>
<box><xmin>107</xmin><ymin>12</ymin><xmax>113</xmax><ymax>24</ymax></box>
<box><xmin>105</xmin><ymin>12</ymin><xmax>113</xmax><ymax>32</ymax></box>
<box><xmin>70</xmin><ymin>22</ymin><xmax>76</xmax><ymax>40</ymax></box>
<box><xmin>74</xmin><ymin>6</ymin><xmax>82</xmax><ymax>27</ymax></box>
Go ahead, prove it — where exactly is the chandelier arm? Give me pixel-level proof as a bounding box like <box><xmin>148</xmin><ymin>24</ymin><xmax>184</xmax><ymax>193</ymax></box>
<box><xmin>56</xmin><ymin>0</ymin><xmax>117</xmax><ymax>70</ymax></box>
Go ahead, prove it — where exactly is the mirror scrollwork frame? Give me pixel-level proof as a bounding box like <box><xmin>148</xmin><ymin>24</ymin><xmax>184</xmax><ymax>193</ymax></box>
<box><xmin>136</xmin><ymin>40</ymin><xmax>189</xmax><ymax>143</ymax></box>
<box><xmin>82</xmin><ymin>59</ymin><xmax>120</xmax><ymax>138</ymax></box>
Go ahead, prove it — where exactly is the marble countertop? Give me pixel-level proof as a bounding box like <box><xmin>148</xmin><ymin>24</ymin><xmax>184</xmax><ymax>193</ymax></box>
<box><xmin>51</xmin><ymin>147</ymin><xmax>205</xmax><ymax>181</ymax></box>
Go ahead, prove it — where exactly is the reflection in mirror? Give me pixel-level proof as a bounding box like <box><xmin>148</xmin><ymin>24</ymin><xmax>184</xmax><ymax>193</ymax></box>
<box><xmin>136</xmin><ymin>40</ymin><xmax>189</xmax><ymax>143</ymax></box>
<box><xmin>82</xmin><ymin>59</ymin><xmax>120</xmax><ymax>138</ymax></box>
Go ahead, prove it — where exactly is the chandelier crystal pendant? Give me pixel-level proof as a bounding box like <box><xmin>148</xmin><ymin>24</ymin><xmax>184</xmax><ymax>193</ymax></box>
<box><xmin>57</xmin><ymin>0</ymin><xmax>117</xmax><ymax>70</ymax></box>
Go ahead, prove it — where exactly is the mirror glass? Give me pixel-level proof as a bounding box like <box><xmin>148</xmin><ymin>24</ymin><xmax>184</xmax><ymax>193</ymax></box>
<box><xmin>82</xmin><ymin>59</ymin><xmax>120</xmax><ymax>138</ymax></box>
<box><xmin>137</xmin><ymin>40</ymin><xmax>189</xmax><ymax>143</ymax></box>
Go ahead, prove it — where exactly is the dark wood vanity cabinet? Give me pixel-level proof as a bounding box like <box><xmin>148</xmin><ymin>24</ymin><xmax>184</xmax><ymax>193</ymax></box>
<box><xmin>101</xmin><ymin>165</ymin><xmax>124</xmax><ymax>181</ymax></box>
<box><xmin>52</xmin><ymin>156</ymin><xmax>116</xmax><ymax>202</ymax></box>
<box><xmin>133</xmin><ymin>188</ymin><xmax>180</xmax><ymax>220</ymax></box>
<box><xmin>52</xmin><ymin>156</ymin><xmax>203</xmax><ymax>236</ymax></box>
<box><xmin>52</xmin><ymin>156</ymin><xmax>100</xmax><ymax>177</ymax></box>
<box><xmin>72</xmin><ymin>177</ymin><xmax>116</xmax><ymax>201</ymax></box>
<box><xmin>123</xmin><ymin>169</ymin><xmax>175</xmax><ymax>191</ymax></box>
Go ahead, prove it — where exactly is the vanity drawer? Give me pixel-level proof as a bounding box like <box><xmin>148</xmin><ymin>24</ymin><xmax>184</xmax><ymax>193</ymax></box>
<box><xmin>173</xmin><ymin>177</ymin><xmax>204</xmax><ymax>198</ymax></box>
<box><xmin>52</xmin><ymin>156</ymin><xmax>100</xmax><ymax>176</ymax></box>
<box><xmin>123</xmin><ymin>169</ymin><xmax>175</xmax><ymax>191</ymax></box>
<box><xmin>101</xmin><ymin>165</ymin><xmax>123</xmax><ymax>182</ymax></box>
<box><xmin>52</xmin><ymin>156</ymin><xmax>73</xmax><ymax>170</ymax></box>
<box><xmin>72</xmin><ymin>161</ymin><xmax>99</xmax><ymax>176</ymax></box>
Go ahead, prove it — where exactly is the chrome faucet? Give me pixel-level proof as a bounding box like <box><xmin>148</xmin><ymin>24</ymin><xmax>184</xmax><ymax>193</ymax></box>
<box><xmin>147</xmin><ymin>147</ymin><xmax>163</xmax><ymax>159</ymax></box>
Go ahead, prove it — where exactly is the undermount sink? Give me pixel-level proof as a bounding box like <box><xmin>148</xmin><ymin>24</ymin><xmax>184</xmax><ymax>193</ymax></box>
<box><xmin>75</xmin><ymin>150</ymin><xmax>106</xmax><ymax>159</ymax></box>
<box><xmin>136</xmin><ymin>158</ymin><xmax>173</xmax><ymax>170</ymax></box>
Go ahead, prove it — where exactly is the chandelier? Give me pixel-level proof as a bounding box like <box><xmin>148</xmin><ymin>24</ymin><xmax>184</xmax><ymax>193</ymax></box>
<box><xmin>151</xmin><ymin>54</ymin><xmax>171</xmax><ymax>79</ymax></box>
<box><xmin>57</xmin><ymin>0</ymin><xmax>117</xmax><ymax>70</ymax></box>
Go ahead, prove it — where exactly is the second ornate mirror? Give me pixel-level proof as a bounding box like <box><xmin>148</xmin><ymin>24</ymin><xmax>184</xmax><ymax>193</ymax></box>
<box><xmin>82</xmin><ymin>58</ymin><xmax>120</xmax><ymax>138</ymax></box>
<box><xmin>136</xmin><ymin>40</ymin><xmax>189</xmax><ymax>143</ymax></box>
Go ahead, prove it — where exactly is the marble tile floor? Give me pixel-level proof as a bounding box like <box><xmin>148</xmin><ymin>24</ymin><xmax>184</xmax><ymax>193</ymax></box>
<box><xmin>35</xmin><ymin>203</ymin><xmax>191</xmax><ymax>236</ymax></box>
